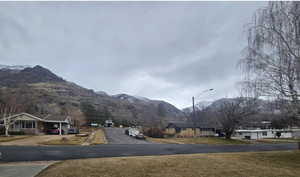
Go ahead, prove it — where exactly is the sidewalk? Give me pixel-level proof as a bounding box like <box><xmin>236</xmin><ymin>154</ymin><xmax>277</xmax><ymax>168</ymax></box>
<box><xmin>0</xmin><ymin>161</ymin><xmax>56</xmax><ymax>177</ymax></box>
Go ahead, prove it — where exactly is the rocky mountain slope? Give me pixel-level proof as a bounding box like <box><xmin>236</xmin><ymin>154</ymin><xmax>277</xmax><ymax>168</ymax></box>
<box><xmin>0</xmin><ymin>65</ymin><xmax>187</xmax><ymax>126</ymax></box>
<box><xmin>0</xmin><ymin>65</ymin><xmax>64</xmax><ymax>87</ymax></box>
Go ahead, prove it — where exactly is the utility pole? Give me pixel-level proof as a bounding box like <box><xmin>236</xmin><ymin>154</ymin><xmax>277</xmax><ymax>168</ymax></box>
<box><xmin>191</xmin><ymin>88</ymin><xmax>214</xmax><ymax>122</ymax></box>
<box><xmin>192</xmin><ymin>96</ymin><xmax>195</xmax><ymax>121</ymax></box>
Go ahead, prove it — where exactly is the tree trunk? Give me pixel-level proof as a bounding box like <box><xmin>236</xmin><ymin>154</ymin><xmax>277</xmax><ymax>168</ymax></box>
<box><xmin>3</xmin><ymin>117</ymin><xmax>10</xmax><ymax>137</ymax></box>
<box><xmin>225</xmin><ymin>132</ymin><xmax>232</xmax><ymax>139</ymax></box>
<box><xmin>5</xmin><ymin>127</ymin><xmax>9</xmax><ymax>137</ymax></box>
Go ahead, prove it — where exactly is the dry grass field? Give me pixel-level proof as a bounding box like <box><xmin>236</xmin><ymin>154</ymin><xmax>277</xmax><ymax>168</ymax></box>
<box><xmin>0</xmin><ymin>135</ymin><xmax>69</xmax><ymax>145</ymax></box>
<box><xmin>37</xmin><ymin>151</ymin><xmax>300</xmax><ymax>177</ymax></box>
<box><xmin>0</xmin><ymin>128</ymin><xmax>106</xmax><ymax>146</ymax></box>
<box><xmin>0</xmin><ymin>135</ymin><xmax>32</xmax><ymax>143</ymax></box>
<box><xmin>41</xmin><ymin>135</ymin><xmax>87</xmax><ymax>145</ymax></box>
<box><xmin>42</xmin><ymin>128</ymin><xmax>106</xmax><ymax>145</ymax></box>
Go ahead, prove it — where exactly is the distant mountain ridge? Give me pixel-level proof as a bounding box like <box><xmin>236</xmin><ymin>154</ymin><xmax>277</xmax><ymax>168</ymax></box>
<box><xmin>0</xmin><ymin>65</ymin><xmax>65</xmax><ymax>87</ymax></box>
<box><xmin>0</xmin><ymin>64</ymin><xmax>187</xmax><ymax>126</ymax></box>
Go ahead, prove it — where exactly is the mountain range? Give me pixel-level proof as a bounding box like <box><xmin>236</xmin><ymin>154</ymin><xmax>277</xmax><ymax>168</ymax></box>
<box><xmin>0</xmin><ymin>65</ymin><xmax>187</xmax><ymax>126</ymax></box>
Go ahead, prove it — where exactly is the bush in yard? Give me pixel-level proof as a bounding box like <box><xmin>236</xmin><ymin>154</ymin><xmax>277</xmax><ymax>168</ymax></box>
<box><xmin>163</xmin><ymin>132</ymin><xmax>176</xmax><ymax>138</ymax></box>
<box><xmin>9</xmin><ymin>131</ymin><xmax>25</xmax><ymax>135</ymax></box>
<box><xmin>144</xmin><ymin>127</ymin><xmax>164</xmax><ymax>138</ymax></box>
<box><xmin>61</xmin><ymin>137</ymin><xmax>68</xmax><ymax>142</ymax></box>
<box><xmin>0</xmin><ymin>126</ymin><xmax>5</xmax><ymax>135</ymax></box>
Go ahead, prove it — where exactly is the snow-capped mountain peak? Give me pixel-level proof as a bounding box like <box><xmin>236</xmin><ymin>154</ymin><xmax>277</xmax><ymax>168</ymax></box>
<box><xmin>0</xmin><ymin>64</ymin><xmax>31</xmax><ymax>70</ymax></box>
<box><xmin>182</xmin><ymin>101</ymin><xmax>213</xmax><ymax>113</ymax></box>
<box><xmin>112</xmin><ymin>93</ymin><xmax>151</xmax><ymax>103</ymax></box>
<box><xmin>133</xmin><ymin>95</ymin><xmax>151</xmax><ymax>102</ymax></box>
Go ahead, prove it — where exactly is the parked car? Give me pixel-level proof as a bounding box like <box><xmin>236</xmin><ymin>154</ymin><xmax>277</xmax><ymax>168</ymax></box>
<box><xmin>68</xmin><ymin>128</ymin><xmax>79</xmax><ymax>134</ymax></box>
<box><xmin>135</xmin><ymin>133</ymin><xmax>145</xmax><ymax>140</ymax></box>
<box><xmin>47</xmin><ymin>129</ymin><xmax>64</xmax><ymax>135</ymax></box>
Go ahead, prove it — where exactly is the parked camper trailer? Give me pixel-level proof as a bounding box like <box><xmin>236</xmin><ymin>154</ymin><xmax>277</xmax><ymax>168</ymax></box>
<box><xmin>128</xmin><ymin>127</ymin><xmax>140</xmax><ymax>137</ymax></box>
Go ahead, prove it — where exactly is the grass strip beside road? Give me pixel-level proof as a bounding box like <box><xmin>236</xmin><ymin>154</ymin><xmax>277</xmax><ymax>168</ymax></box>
<box><xmin>37</xmin><ymin>151</ymin><xmax>300</xmax><ymax>177</ymax></box>
<box><xmin>41</xmin><ymin>128</ymin><xmax>107</xmax><ymax>145</ymax></box>
<box><xmin>147</xmin><ymin>137</ymin><xmax>250</xmax><ymax>145</ymax></box>
<box><xmin>90</xmin><ymin>129</ymin><xmax>107</xmax><ymax>145</ymax></box>
<box><xmin>256</xmin><ymin>138</ymin><xmax>300</xmax><ymax>144</ymax></box>
<box><xmin>41</xmin><ymin>135</ymin><xmax>88</xmax><ymax>145</ymax></box>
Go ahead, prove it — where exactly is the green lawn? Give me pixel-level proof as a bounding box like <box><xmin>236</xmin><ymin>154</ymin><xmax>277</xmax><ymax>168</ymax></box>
<box><xmin>37</xmin><ymin>151</ymin><xmax>300</xmax><ymax>177</ymax></box>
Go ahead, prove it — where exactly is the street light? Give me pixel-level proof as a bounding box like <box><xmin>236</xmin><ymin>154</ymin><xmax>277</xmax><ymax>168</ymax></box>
<box><xmin>192</xmin><ymin>88</ymin><xmax>214</xmax><ymax>120</ymax></box>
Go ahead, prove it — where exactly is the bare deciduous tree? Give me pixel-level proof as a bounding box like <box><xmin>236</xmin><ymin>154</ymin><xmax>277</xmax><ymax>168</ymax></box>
<box><xmin>216</xmin><ymin>97</ymin><xmax>259</xmax><ymax>139</ymax></box>
<box><xmin>0</xmin><ymin>105</ymin><xmax>17</xmax><ymax>136</ymax></box>
<box><xmin>240</xmin><ymin>2</ymin><xmax>300</xmax><ymax>122</ymax></box>
<box><xmin>0</xmin><ymin>89</ymin><xmax>25</xmax><ymax>136</ymax></box>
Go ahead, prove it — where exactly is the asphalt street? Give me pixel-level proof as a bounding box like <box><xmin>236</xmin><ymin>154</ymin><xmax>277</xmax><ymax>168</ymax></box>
<box><xmin>0</xmin><ymin>143</ymin><xmax>298</xmax><ymax>162</ymax></box>
<box><xmin>104</xmin><ymin>128</ymin><xmax>154</xmax><ymax>144</ymax></box>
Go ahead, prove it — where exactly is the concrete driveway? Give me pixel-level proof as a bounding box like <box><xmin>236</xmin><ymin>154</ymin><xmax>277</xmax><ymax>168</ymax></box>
<box><xmin>104</xmin><ymin>128</ymin><xmax>154</xmax><ymax>144</ymax></box>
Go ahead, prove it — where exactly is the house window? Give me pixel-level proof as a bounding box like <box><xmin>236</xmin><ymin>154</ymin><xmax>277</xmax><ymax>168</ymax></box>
<box><xmin>20</xmin><ymin>120</ymin><xmax>35</xmax><ymax>128</ymax></box>
<box><xmin>262</xmin><ymin>132</ymin><xmax>267</xmax><ymax>136</ymax></box>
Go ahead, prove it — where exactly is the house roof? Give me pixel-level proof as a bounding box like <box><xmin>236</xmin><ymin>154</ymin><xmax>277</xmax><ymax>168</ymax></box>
<box><xmin>0</xmin><ymin>113</ymin><xmax>44</xmax><ymax>121</ymax></box>
<box><xmin>166</xmin><ymin>122</ymin><xmax>214</xmax><ymax>129</ymax></box>
<box><xmin>236</xmin><ymin>128</ymin><xmax>298</xmax><ymax>133</ymax></box>
<box><xmin>42</xmin><ymin>114</ymin><xmax>69</xmax><ymax>123</ymax></box>
<box><xmin>1</xmin><ymin>112</ymin><xmax>69</xmax><ymax>123</ymax></box>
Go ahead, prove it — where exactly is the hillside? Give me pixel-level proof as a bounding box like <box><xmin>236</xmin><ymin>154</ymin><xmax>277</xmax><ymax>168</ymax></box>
<box><xmin>0</xmin><ymin>65</ymin><xmax>65</xmax><ymax>87</ymax></box>
<box><xmin>0</xmin><ymin>65</ymin><xmax>187</xmax><ymax>126</ymax></box>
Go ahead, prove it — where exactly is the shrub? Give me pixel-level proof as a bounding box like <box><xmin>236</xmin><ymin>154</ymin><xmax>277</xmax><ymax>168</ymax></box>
<box><xmin>61</xmin><ymin>137</ymin><xmax>69</xmax><ymax>142</ymax></box>
<box><xmin>164</xmin><ymin>132</ymin><xmax>175</xmax><ymax>138</ymax></box>
<box><xmin>9</xmin><ymin>131</ymin><xmax>25</xmax><ymax>135</ymax></box>
<box><xmin>0</xmin><ymin>126</ymin><xmax>5</xmax><ymax>135</ymax></box>
<box><xmin>144</xmin><ymin>127</ymin><xmax>164</xmax><ymax>138</ymax></box>
<box><xmin>125</xmin><ymin>129</ymin><xmax>129</xmax><ymax>135</ymax></box>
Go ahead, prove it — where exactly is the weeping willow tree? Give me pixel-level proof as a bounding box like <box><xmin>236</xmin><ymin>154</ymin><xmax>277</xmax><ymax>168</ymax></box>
<box><xmin>241</xmin><ymin>2</ymin><xmax>300</xmax><ymax>123</ymax></box>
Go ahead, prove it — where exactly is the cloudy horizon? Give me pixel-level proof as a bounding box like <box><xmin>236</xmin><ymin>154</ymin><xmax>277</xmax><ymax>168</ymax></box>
<box><xmin>0</xmin><ymin>1</ymin><xmax>267</xmax><ymax>109</ymax></box>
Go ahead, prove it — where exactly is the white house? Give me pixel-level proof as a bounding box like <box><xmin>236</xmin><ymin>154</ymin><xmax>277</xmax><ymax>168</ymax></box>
<box><xmin>0</xmin><ymin>113</ymin><xmax>71</xmax><ymax>135</ymax></box>
<box><xmin>234</xmin><ymin>129</ymin><xmax>299</xmax><ymax>140</ymax></box>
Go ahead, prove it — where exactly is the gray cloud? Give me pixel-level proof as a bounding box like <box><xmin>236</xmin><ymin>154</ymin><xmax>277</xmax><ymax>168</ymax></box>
<box><xmin>0</xmin><ymin>1</ymin><xmax>266</xmax><ymax>108</ymax></box>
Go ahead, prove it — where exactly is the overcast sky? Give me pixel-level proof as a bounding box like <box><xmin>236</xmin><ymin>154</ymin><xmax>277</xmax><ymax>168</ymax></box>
<box><xmin>0</xmin><ymin>1</ymin><xmax>267</xmax><ymax>109</ymax></box>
